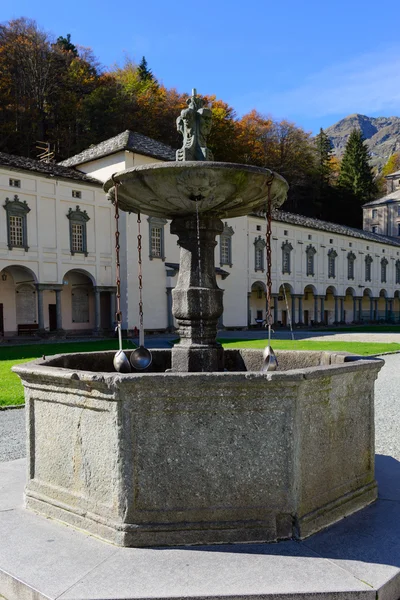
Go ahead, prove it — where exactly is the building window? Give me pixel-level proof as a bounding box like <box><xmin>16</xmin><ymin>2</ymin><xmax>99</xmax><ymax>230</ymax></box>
<box><xmin>372</xmin><ymin>209</ymin><xmax>378</xmax><ymax>219</ymax></box>
<box><xmin>284</xmin><ymin>230</ymin><xmax>288</xmax><ymax>236</ymax></box>
<box><xmin>256</xmin><ymin>225</ymin><xmax>261</xmax><ymax>231</ymax></box>
<box><xmin>67</xmin><ymin>205</ymin><xmax>89</xmax><ymax>256</ymax></box>
<box><xmin>396</xmin><ymin>260</ymin><xmax>400</xmax><ymax>284</ymax></box>
<box><xmin>328</xmin><ymin>248</ymin><xmax>337</xmax><ymax>278</ymax></box>
<box><xmin>372</xmin><ymin>226</ymin><xmax>378</xmax><ymax>233</ymax></box>
<box><xmin>365</xmin><ymin>254</ymin><xmax>373</xmax><ymax>282</ymax></box>
<box><xmin>254</xmin><ymin>236</ymin><xmax>266</xmax><ymax>272</ymax></box>
<box><xmin>220</xmin><ymin>222</ymin><xmax>234</xmax><ymax>267</ymax></box>
<box><xmin>381</xmin><ymin>257</ymin><xmax>388</xmax><ymax>283</ymax></box>
<box><xmin>282</xmin><ymin>241</ymin><xmax>293</xmax><ymax>274</ymax></box>
<box><xmin>398</xmin><ymin>223</ymin><xmax>400</xmax><ymax>236</ymax></box>
<box><xmin>72</xmin><ymin>190</ymin><xmax>82</xmax><ymax>199</ymax></box>
<box><xmin>9</xmin><ymin>178</ymin><xmax>21</xmax><ymax>188</ymax></box>
<box><xmin>347</xmin><ymin>251</ymin><xmax>356</xmax><ymax>280</ymax></box>
<box><xmin>308</xmin><ymin>234</ymin><xmax>312</xmax><ymax>240</ymax></box>
<box><xmin>306</xmin><ymin>244</ymin><xmax>316</xmax><ymax>276</ymax></box>
<box><xmin>148</xmin><ymin>217</ymin><xmax>167</xmax><ymax>260</ymax></box>
<box><xmin>3</xmin><ymin>195</ymin><xmax>30</xmax><ymax>250</ymax></box>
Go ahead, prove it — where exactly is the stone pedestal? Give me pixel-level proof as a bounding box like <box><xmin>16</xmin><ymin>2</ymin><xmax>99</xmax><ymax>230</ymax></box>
<box><xmin>170</xmin><ymin>216</ymin><xmax>224</xmax><ymax>372</ymax></box>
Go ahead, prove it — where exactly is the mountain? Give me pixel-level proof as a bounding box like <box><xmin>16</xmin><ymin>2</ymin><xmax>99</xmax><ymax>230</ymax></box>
<box><xmin>325</xmin><ymin>114</ymin><xmax>400</xmax><ymax>170</ymax></box>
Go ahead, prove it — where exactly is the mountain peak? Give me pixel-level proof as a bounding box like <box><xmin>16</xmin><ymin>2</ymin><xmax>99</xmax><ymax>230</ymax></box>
<box><xmin>325</xmin><ymin>114</ymin><xmax>400</xmax><ymax>169</ymax></box>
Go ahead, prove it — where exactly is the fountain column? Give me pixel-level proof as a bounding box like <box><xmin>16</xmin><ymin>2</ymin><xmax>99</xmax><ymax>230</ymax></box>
<box><xmin>170</xmin><ymin>215</ymin><xmax>224</xmax><ymax>372</ymax></box>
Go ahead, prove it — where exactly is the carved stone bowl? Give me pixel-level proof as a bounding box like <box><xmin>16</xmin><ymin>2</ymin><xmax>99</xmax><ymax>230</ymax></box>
<box><xmin>104</xmin><ymin>162</ymin><xmax>288</xmax><ymax>218</ymax></box>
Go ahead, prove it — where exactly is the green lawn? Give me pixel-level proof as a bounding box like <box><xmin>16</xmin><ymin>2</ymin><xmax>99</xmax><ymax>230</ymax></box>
<box><xmin>0</xmin><ymin>340</ymin><xmax>131</xmax><ymax>407</ymax></box>
<box><xmin>1</xmin><ymin>338</ymin><xmax>399</xmax><ymax>407</ymax></box>
<box><xmin>220</xmin><ymin>338</ymin><xmax>400</xmax><ymax>355</ymax></box>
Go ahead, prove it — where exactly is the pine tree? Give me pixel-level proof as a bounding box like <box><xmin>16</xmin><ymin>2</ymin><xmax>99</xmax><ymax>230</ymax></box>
<box><xmin>337</xmin><ymin>129</ymin><xmax>377</xmax><ymax>201</ymax></box>
<box><xmin>314</xmin><ymin>128</ymin><xmax>334</xmax><ymax>186</ymax></box>
<box><xmin>137</xmin><ymin>56</ymin><xmax>154</xmax><ymax>82</ymax></box>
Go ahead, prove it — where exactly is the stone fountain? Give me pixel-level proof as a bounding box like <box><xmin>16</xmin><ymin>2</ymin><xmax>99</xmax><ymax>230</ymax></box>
<box><xmin>14</xmin><ymin>92</ymin><xmax>383</xmax><ymax>548</ymax></box>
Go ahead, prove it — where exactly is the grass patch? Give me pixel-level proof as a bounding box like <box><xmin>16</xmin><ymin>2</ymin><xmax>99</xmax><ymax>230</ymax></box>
<box><xmin>0</xmin><ymin>340</ymin><xmax>131</xmax><ymax>407</ymax></box>
<box><xmin>220</xmin><ymin>338</ymin><xmax>400</xmax><ymax>356</ymax></box>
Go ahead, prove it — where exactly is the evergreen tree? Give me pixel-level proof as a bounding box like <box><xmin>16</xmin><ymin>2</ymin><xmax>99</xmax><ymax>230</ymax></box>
<box><xmin>338</xmin><ymin>129</ymin><xmax>377</xmax><ymax>201</ymax></box>
<box><xmin>56</xmin><ymin>33</ymin><xmax>78</xmax><ymax>56</ymax></box>
<box><xmin>314</xmin><ymin>128</ymin><xmax>334</xmax><ymax>186</ymax></box>
<box><xmin>137</xmin><ymin>56</ymin><xmax>154</xmax><ymax>82</ymax></box>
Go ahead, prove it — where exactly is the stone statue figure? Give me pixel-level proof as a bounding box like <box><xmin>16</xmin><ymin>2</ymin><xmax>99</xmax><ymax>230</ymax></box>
<box><xmin>176</xmin><ymin>89</ymin><xmax>214</xmax><ymax>162</ymax></box>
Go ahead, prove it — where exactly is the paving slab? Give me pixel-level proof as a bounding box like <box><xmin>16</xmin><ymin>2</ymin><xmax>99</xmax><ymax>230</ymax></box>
<box><xmin>1</xmin><ymin>459</ymin><xmax>400</xmax><ymax>600</ymax></box>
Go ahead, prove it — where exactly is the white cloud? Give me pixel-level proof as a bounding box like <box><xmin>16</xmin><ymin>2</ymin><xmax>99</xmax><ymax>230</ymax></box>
<box><xmin>240</xmin><ymin>46</ymin><xmax>400</xmax><ymax>119</ymax></box>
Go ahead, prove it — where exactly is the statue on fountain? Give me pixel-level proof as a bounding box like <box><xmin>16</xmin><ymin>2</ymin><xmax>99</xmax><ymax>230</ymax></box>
<box><xmin>176</xmin><ymin>89</ymin><xmax>214</xmax><ymax>162</ymax></box>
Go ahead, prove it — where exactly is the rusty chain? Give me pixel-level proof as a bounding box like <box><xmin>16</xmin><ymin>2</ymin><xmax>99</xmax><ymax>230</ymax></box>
<box><xmin>137</xmin><ymin>212</ymin><xmax>144</xmax><ymax>337</ymax></box>
<box><xmin>265</xmin><ymin>175</ymin><xmax>274</xmax><ymax>327</ymax></box>
<box><xmin>113</xmin><ymin>179</ymin><xmax>122</xmax><ymax>327</ymax></box>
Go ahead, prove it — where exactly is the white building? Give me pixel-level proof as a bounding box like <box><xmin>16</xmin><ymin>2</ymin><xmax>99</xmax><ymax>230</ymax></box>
<box><xmin>2</xmin><ymin>132</ymin><xmax>400</xmax><ymax>337</ymax></box>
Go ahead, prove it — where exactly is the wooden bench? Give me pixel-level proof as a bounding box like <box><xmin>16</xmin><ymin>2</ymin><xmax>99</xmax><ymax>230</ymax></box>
<box><xmin>17</xmin><ymin>324</ymin><xmax>39</xmax><ymax>336</ymax></box>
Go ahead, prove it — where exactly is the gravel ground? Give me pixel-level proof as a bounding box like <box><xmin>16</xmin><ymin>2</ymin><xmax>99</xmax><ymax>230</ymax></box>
<box><xmin>0</xmin><ymin>408</ymin><xmax>25</xmax><ymax>462</ymax></box>
<box><xmin>0</xmin><ymin>353</ymin><xmax>399</xmax><ymax>462</ymax></box>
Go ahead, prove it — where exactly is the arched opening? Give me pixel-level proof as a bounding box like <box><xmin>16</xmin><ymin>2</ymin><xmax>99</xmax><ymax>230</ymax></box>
<box><xmin>394</xmin><ymin>291</ymin><xmax>400</xmax><ymax>323</ymax></box>
<box><xmin>0</xmin><ymin>265</ymin><xmax>38</xmax><ymax>335</ymax></box>
<box><xmin>62</xmin><ymin>269</ymin><xmax>96</xmax><ymax>333</ymax></box>
<box><xmin>362</xmin><ymin>288</ymin><xmax>373</xmax><ymax>322</ymax></box>
<box><xmin>378</xmin><ymin>289</ymin><xmax>388</xmax><ymax>322</ymax></box>
<box><xmin>303</xmin><ymin>285</ymin><xmax>317</xmax><ymax>326</ymax></box>
<box><xmin>325</xmin><ymin>286</ymin><xmax>337</xmax><ymax>325</ymax></box>
<box><xmin>277</xmin><ymin>283</ymin><xmax>294</xmax><ymax>328</ymax></box>
<box><xmin>344</xmin><ymin>287</ymin><xmax>355</xmax><ymax>323</ymax></box>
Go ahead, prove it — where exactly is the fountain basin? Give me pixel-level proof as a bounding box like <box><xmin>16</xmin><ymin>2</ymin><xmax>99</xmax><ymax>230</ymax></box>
<box><xmin>13</xmin><ymin>350</ymin><xmax>383</xmax><ymax>547</ymax></box>
<box><xmin>104</xmin><ymin>162</ymin><xmax>288</xmax><ymax>218</ymax></box>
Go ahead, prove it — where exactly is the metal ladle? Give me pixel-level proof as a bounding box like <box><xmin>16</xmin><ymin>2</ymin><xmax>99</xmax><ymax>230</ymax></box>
<box><xmin>261</xmin><ymin>324</ymin><xmax>278</xmax><ymax>372</ymax></box>
<box><xmin>130</xmin><ymin>327</ymin><xmax>152</xmax><ymax>370</ymax></box>
<box><xmin>113</xmin><ymin>321</ymin><xmax>131</xmax><ymax>373</ymax></box>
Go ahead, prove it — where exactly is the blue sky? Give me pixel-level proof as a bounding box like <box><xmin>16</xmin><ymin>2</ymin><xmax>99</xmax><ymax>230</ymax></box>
<box><xmin>4</xmin><ymin>0</ymin><xmax>400</xmax><ymax>133</ymax></box>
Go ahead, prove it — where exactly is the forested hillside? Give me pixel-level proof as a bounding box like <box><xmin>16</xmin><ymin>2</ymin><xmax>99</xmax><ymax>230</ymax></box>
<box><xmin>0</xmin><ymin>18</ymin><xmax>394</xmax><ymax>228</ymax></box>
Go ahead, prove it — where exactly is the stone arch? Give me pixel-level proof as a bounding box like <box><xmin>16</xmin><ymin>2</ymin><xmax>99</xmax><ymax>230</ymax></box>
<box><xmin>379</xmin><ymin>288</ymin><xmax>388</xmax><ymax>298</ymax></box>
<box><xmin>0</xmin><ymin>265</ymin><xmax>39</xmax><ymax>335</ymax></box>
<box><xmin>345</xmin><ymin>287</ymin><xmax>356</xmax><ymax>297</ymax></box>
<box><xmin>279</xmin><ymin>283</ymin><xmax>294</xmax><ymax>295</ymax></box>
<box><xmin>1</xmin><ymin>264</ymin><xmax>38</xmax><ymax>285</ymax></box>
<box><xmin>363</xmin><ymin>288</ymin><xmax>373</xmax><ymax>297</ymax></box>
<box><xmin>326</xmin><ymin>285</ymin><xmax>337</xmax><ymax>297</ymax></box>
<box><xmin>62</xmin><ymin>268</ymin><xmax>96</xmax><ymax>286</ymax></box>
<box><xmin>304</xmin><ymin>284</ymin><xmax>317</xmax><ymax>295</ymax></box>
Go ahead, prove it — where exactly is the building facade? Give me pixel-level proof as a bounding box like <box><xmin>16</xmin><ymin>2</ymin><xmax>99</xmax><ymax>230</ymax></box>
<box><xmin>2</xmin><ymin>133</ymin><xmax>400</xmax><ymax>336</ymax></box>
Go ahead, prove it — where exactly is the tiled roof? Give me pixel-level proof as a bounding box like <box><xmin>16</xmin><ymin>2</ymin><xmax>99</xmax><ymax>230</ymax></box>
<box><xmin>270</xmin><ymin>209</ymin><xmax>400</xmax><ymax>247</ymax></box>
<box><xmin>362</xmin><ymin>189</ymin><xmax>400</xmax><ymax>207</ymax></box>
<box><xmin>59</xmin><ymin>131</ymin><xmax>176</xmax><ymax>167</ymax></box>
<box><xmin>0</xmin><ymin>152</ymin><xmax>102</xmax><ymax>185</ymax></box>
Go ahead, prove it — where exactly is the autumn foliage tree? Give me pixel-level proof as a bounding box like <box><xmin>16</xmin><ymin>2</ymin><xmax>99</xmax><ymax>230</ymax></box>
<box><xmin>0</xmin><ymin>18</ymin><xmax>380</xmax><ymax>225</ymax></box>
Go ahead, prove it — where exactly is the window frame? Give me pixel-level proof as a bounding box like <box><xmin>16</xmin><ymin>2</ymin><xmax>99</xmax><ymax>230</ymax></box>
<box><xmin>396</xmin><ymin>259</ymin><xmax>400</xmax><ymax>285</ymax></box>
<box><xmin>306</xmin><ymin>244</ymin><xmax>316</xmax><ymax>277</ymax></box>
<box><xmin>365</xmin><ymin>254</ymin><xmax>373</xmax><ymax>282</ymax></box>
<box><xmin>148</xmin><ymin>217</ymin><xmax>167</xmax><ymax>260</ymax></box>
<box><xmin>3</xmin><ymin>194</ymin><xmax>30</xmax><ymax>251</ymax></box>
<box><xmin>347</xmin><ymin>251</ymin><xmax>356</xmax><ymax>280</ymax></box>
<box><xmin>67</xmin><ymin>205</ymin><xmax>90</xmax><ymax>256</ymax></box>
<box><xmin>327</xmin><ymin>248</ymin><xmax>337</xmax><ymax>279</ymax></box>
<box><xmin>219</xmin><ymin>223</ymin><xmax>234</xmax><ymax>267</ymax></box>
<box><xmin>381</xmin><ymin>257</ymin><xmax>388</xmax><ymax>283</ymax></box>
<box><xmin>281</xmin><ymin>241</ymin><xmax>293</xmax><ymax>275</ymax></box>
<box><xmin>254</xmin><ymin>235</ymin><xmax>266</xmax><ymax>272</ymax></box>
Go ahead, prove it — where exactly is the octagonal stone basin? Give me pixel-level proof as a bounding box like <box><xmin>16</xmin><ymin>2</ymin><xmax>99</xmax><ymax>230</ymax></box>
<box><xmin>104</xmin><ymin>162</ymin><xmax>288</xmax><ymax>218</ymax></box>
<box><xmin>13</xmin><ymin>350</ymin><xmax>383</xmax><ymax>547</ymax></box>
